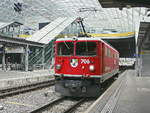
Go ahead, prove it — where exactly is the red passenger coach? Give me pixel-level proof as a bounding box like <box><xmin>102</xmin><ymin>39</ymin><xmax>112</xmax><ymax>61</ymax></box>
<box><xmin>54</xmin><ymin>37</ymin><xmax>119</xmax><ymax>97</ymax></box>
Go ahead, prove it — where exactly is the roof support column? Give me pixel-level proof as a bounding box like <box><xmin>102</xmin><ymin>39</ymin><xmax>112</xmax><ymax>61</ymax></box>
<box><xmin>2</xmin><ymin>45</ymin><xmax>6</xmax><ymax>71</ymax></box>
<box><xmin>42</xmin><ymin>47</ymin><xmax>45</xmax><ymax>70</ymax></box>
<box><xmin>136</xmin><ymin>45</ymin><xmax>139</xmax><ymax>76</ymax></box>
<box><xmin>25</xmin><ymin>45</ymin><xmax>29</xmax><ymax>71</ymax></box>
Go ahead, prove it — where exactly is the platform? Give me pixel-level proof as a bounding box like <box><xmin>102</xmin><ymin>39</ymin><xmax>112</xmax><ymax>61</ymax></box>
<box><xmin>113</xmin><ymin>70</ymin><xmax>150</xmax><ymax>113</ymax></box>
<box><xmin>85</xmin><ymin>70</ymin><xmax>150</xmax><ymax>113</ymax></box>
<box><xmin>0</xmin><ymin>70</ymin><xmax>54</xmax><ymax>89</ymax></box>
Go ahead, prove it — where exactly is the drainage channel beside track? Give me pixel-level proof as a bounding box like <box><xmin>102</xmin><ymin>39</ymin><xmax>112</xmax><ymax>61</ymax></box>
<box><xmin>0</xmin><ymin>79</ymin><xmax>55</xmax><ymax>98</ymax></box>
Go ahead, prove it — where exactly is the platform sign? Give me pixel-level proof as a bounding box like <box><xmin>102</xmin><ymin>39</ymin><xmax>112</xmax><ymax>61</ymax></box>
<box><xmin>140</xmin><ymin>51</ymin><xmax>144</xmax><ymax>55</ymax></box>
<box><xmin>28</xmin><ymin>49</ymin><xmax>32</xmax><ymax>54</ymax></box>
<box><xmin>134</xmin><ymin>53</ymin><xmax>140</xmax><ymax>57</ymax></box>
<box><xmin>5</xmin><ymin>47</ymin><xmax>24</xmax><ymax>53</ymax></box>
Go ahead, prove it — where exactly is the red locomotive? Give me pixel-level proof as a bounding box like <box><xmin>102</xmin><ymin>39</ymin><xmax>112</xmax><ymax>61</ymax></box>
<box><xmin>54</xmin><ymin>37</ymin><xmax>119</xmax><ymax>97</ymax></box>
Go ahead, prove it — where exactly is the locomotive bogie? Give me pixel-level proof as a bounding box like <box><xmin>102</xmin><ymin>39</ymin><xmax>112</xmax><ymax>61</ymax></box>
<box><xmin>55</xmin><ymin>78</ymin><xmax>102</xmax><ymax>97</ymax></box>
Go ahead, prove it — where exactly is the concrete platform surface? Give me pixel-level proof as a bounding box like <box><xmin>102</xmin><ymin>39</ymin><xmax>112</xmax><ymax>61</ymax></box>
<box><xmin>85</xmin><ymin>70</ymin><xmax>150</xmax><ymax>113</ymax></box>
<box><xmin>0</xmin><ymin>70</ymin><xmax>54</xmax><ymax>89</ymax></box>
<box><xmin>113</xmin><ymin>70</ymin><xmax>150</xmax><ymax>113</ymax></box>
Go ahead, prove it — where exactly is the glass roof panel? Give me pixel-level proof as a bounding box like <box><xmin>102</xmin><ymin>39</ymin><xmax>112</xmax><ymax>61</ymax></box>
<box><xmin>0</xmin><ymin>0</ymin><xmax>149</xmax><ymax>33</ymax></box>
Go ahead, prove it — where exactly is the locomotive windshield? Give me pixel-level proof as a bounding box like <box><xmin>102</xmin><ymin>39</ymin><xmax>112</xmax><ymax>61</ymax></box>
<box><xmin>76</xmin><ymin>42</ymin><xmax>97</xmax><ymax>56</ymax></box>
<box><xmin>57</xmin><ymin>42</ymin><xmax>74</xmax><ymax>56</ymax></box>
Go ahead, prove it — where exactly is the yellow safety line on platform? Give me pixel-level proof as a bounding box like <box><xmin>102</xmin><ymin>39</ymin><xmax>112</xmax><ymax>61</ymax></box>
<box><xmin>5</xmin><ymin>101</ymin><xmax>34</xmax><ymax>107</ymax></box>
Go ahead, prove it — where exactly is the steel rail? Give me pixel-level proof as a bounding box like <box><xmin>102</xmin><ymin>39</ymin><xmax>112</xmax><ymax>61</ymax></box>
<box><xmin>0</xmin><ymin>79</ymin><xmax>55</xmax><ymax>98</ymax></box>
<box><xmin>29</xmin><ymin>97</ymin><xmax>66</xmax><ymax>113</ymax></box>
<box><xmin>63</xmin><ymin>98</ymin><xmax>86</xmax><ymax>113</ymax></box>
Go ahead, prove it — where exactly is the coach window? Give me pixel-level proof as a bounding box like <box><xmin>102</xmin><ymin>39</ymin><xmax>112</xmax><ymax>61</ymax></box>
<box><xmin>57</xmin><ymin>42</ymin><xmax>74</xmax><ymax>56</ymax></box>
<box><xmin>105</xmin><ymin>47</ymin><xmax>107</xmax><ymax>56</ymax></box>
<box><xmin>76</xmin><ymin>42</ymin><xmax>97</xmax><ymax>56</ymax></box>
<box><xmin>117</xmin><ymin>54</ymin><xmax>119</xmax><ymax>58</ymax></box>
<box><xmin>107</xmin><ymin>48</ymin><xmax>109</xmax><ymax>57</ymax></box>
<box><xmin>110</xmin><ymin>51</ymin><xmax>111</xmax><ymax>58</ymax></box>
<box><xmin>107</xmin><ymin>49</ymin><xmax>110</xmax><ymax>57</ymax></box>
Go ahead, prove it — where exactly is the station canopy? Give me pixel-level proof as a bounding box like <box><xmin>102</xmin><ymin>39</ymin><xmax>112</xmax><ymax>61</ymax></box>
<box><xmin>0</xmin><ymin>0</ymin><xmax>150</xmax><ymax>34</ymax></box>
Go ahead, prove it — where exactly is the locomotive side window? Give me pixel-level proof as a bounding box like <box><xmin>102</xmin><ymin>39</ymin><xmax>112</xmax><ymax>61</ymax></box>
<box><xmin>76</xmin><ymin>42</ymin><xmax>97</xmax><ymax>56</ymax></box>
<box><xmin>107</xmin><ymin>49</ymin><xmax>110</xmax><ymax>57</ymax></box>
<box><xmin>105</xmin><ymin>47</ymin><xmax>107</xmax><ymax>56</ymax></box>
<box><xmin>57</xmin><ymin>42</ymin><xmax>74</xmax><ymax>56</ymax></box>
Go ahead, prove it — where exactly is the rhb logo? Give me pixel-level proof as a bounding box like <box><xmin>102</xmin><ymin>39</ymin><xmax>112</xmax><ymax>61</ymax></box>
<box><xmin>70</xmin><ymin>59</ymin><xmax>78</xmax><ymax>67</ymax></box>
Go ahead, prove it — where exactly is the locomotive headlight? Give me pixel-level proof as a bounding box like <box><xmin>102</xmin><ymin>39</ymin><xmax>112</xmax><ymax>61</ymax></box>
<box><xmin>56</xmin><ymin>64</ymin><xmax>61</xmax><ymax>70</ymax></box>
<box><xmin>89</xmin><ymin>65</ymin><xmax>95</xmax><ymax>71</ymax></box>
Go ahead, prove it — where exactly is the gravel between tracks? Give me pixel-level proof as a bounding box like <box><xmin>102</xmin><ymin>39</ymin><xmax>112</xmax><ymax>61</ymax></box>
<box><xmin>0</xmin><ymin>86</ymin><xmax>61</xmax><ymax>113</ymax></box>
<box><xmin>42</xmin><ymin>98</ymin><xmax>80</xmax><ymax>113</ymax></box>
<box><xmin>73</xmin><ymin>99</ymin><xmax>95</xmax><ymax>113</ymax></box>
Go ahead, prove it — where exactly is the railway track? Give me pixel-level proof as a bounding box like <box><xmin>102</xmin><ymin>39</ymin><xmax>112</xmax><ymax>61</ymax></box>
<box><xmin>30</xmin><ymin>97</ymin><xmax>88</xmax><ymax>113</ymax></box>
<box><xmin>28</xmin><ymin>71</ymin><xmax>124</xmax><ymax>113</ymax></box>
<box><xmin>63</xmin><ymin>98</ymin><xmax>87</xmax><ymax>113</ymax></box>
<box><xmin>0</xmin><ymin>79</ymin><xmax>55</xmax><ymax>98</ymax></box>
<box><xmin>29</xmin><ymin>72</ymin><xmax>124</xmax><ymax>113</ymax></box>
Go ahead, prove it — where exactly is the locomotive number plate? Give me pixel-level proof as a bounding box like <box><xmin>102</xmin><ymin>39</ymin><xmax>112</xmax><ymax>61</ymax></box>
<box><xmin>81</xmin><ymin>59</ymin><xmax>90</xmax><ymax>64</ymax></box>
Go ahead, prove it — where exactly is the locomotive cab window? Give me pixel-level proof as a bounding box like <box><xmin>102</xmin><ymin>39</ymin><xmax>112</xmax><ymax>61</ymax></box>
<box><xmin>57</xmin><ymin>42</ymin><xmax>74</xmax><ymax>56</ymax></box>
<box><xmin>76</xmin><ymin>42</ymin><xmax>97</xmax><ymax>56</ymax></box>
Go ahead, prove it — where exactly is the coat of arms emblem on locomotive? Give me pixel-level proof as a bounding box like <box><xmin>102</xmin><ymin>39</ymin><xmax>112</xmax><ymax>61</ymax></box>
<box><xmin>70</xmin><ymin>59</ymin><xmax>78</xmax><ymax>67</ymax></box>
